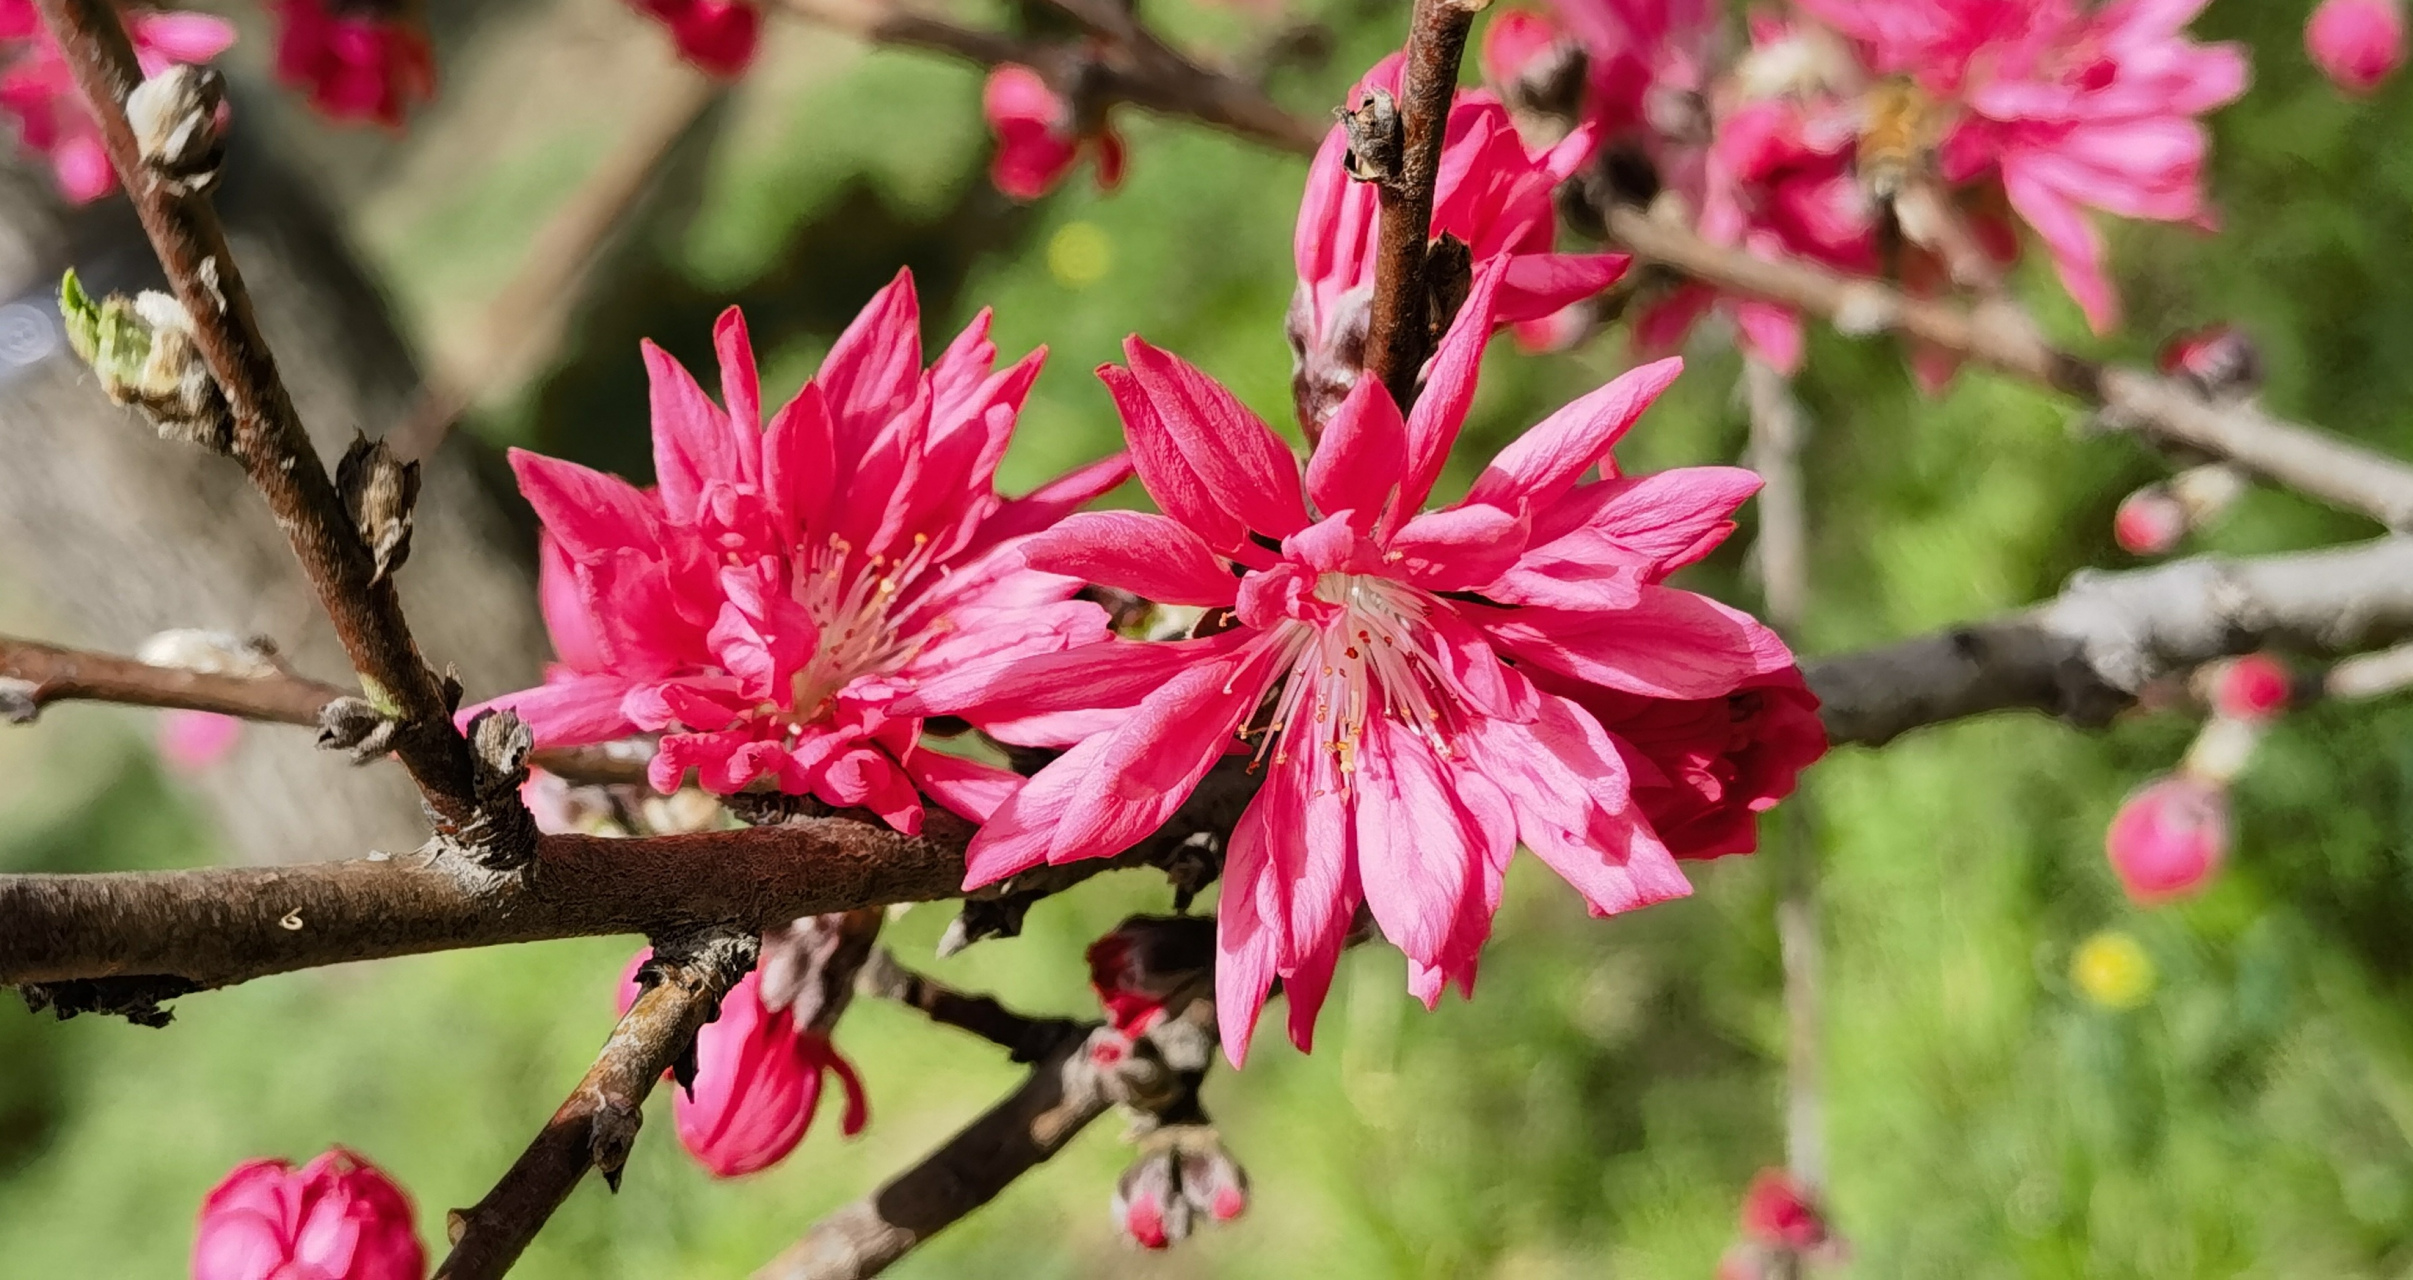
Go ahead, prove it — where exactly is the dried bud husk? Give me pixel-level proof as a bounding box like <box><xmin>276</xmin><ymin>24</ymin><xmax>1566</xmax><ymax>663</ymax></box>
<box><xmin>452</xmin><ymin>707</ymin><xmax>542</xmax><ymax>869</ymax></box>
<box><xmin>1421</xmin><ymin>231</ymin><xmax>1474</xmax><ymax>349</ymax></box>
<box><xmin>337</xmin><ymin>434</ymin><xmax>420</xmax><ymax>584</ymax></box>
<box><xmin>134</xmin><ymin>628</ymin><xmax>283</xmax><ymax>678</ymax></box>
<box><xmin>126</xmin><ymin>64</ymin><xmax>225</xmax><ymax>190</ymax></box>
<box><xmin>1339</xmin><ymin>88</ymin><xmax>1402</xmax><ymax>184</ymax></box>
<box><xmin>0</xmin><ymin>677</ymin><xmax>37</xmax><ymax>725</ymax></box>
<box><xmin>315</xmin><ymin>695</ymin><xmax>397</xmax><ymax>763</ymax></box>
<box><xmin>59</xmin><ymin>270</ymin><xmax>231</xmax><ymax>452</ymax></box>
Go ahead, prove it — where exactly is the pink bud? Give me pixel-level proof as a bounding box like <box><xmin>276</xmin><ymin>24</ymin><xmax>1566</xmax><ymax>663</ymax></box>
<box><xmin>1111</xmin><ymin>1150</ymin><xmax>1185</xmax><ymax>1250</ymax></box>
<box><xmin>2155</xmin><ymin>324</ymin><xmax>2263</xmax><ymax>401</ymax></box>
<box><xmin>982</xmin><ymin>65</ymin><xmax>1123</xmax><ymax>201</ymax></box>
<box><xmin>2210</xmin><ymin>653</ymin><xmax>2291</xmax><ymax>721</ymax></box>
<box><xmin>193</xmin><ymin>1149</ymin><xmax>424</xmax><ymax>1280</ymax></box>
<box><xmin>628</xmin><ymin>0</ymin><xmax>759</xmax><ymax>77</ymax></box>
<box><xmin>158</xmin><ymin>710</ymin><xmax>243</xmax><ymax>774</ymax></box>
<box><xmin>1177</xmin><ymin>1141</ymin><xmax>1249</xmax><ymax>1223</ymax></box>
<box><xmin>617</xmin><ymin>952</ymin><xmax>869</xmax><ymax>1177</ymax></box>
<box><xmin>2113</xmin><ymin>486</ymin><xmax>2187</xmax><ymax>556</ymax></box>
<box><xmin>1738</xmin><ymin>1168</ymin><xmax>1829</xmax><ymax>1252</ymax></box>
<box><xmin>2308</xmin><ymin>0</ymin><xmax>2406</xmax><ymax>94</ymax></box>
<box><xmin>2105</xmin><ymin>774</ymin><xmax>2229</xmax><ymax>903</ymax></box>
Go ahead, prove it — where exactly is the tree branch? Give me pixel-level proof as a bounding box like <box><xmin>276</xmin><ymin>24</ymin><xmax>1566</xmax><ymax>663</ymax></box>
<box><xmin>33</xmin><ymin>0</ymin><xmax>524</xmax><ymax>856</ymax></box>
<box><xmin>436</xmin><ymin>929</ymin><xmax>758</xmax><ymax>1280</ymax></box>
<box><xmin>1602</xmin><ymin>204</ymin><xmax>2413</xmax><ymax>530</ymax></box>
<box><xmin>858</xmin><ymin>947</ymin><xmax>1077</xmax><ymax>1059</ymax></box>
<box><xmin>1802</xmin><ymin>535</ymin><xmax>2413</xmax><ymax>746</ymax></box>
<box><xmin>1361</xmin><ymin>0</ymin><xmax>1480</xmax><ymax>408</ymax></box>
<box><xmin>772</xmin><ymin>0</ymin><xmax>1323</xmax><ymax>156</ymax></box>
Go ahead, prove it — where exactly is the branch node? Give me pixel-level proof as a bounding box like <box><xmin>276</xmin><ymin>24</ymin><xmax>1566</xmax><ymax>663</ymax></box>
<box><xmin>316</xmin><ymin>695</ymin><xmax>398</xmax><ymax>763</ymax></box>
<box><xmin>0</xmin><ymin>677</ymin><xmax>36</xmax><ymax>724</ymax></box>
<box><xmin>125</xmin><ymin>62</ymin><xmax>223</xmax><ymax>191</ymax></box>
<box><xmin>1338</xmin><ymin>87</ymin><xmax>1401</xmax><ymax>184</ymax></box>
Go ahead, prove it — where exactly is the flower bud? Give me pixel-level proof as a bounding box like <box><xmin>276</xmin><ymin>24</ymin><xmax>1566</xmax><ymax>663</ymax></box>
<box><xmin>2207</xmin><ymin>653</ymin><xmax>2291</xmax><ymax>722</ymax></box>
<box><xmin>137</xmin><ymin>630</ymin><xmax>284</xmax><ymax>679</ymax></box>
<box><xmin>1086</xmin><ymin>916</ymin><xmax>1216</xmax><ymax>1038</ymax></box>
<box><xmin>193</xmin><ymin>1148</ymin><xmax>424</xmax><ymax>1280</ymax></box>
<box><xmin>2156</xmin><ymin>324</ymin><xmax>2263</xmax><ymax>401</ymax></box>
<box><xmin>1177</xmin><ymin>1136</ymin><xmax>1249</xmax><ymax>1224</ymax></box>
<box><xmin>2308</xmin><ymin>0</ymin><xmax>2406</xmax><ymax>94</ymax></box>
<box><xmin>617</xmin><ymin>953</ymin><xmax>867</xmax><ymax>1178</ymax></box>
<box><xmin>1738</xmin><ymin>1168</ymin><xmax>1829</xmax><ymax>1252</ymax></box>
<box><xmin>1111</xmin><ymin>1148</ymin><xmax>1186</xmax><ymax>1250</ymax></box>
<box><xmin>337</xmin><ymin>434</ymin><xmax>420</xmax><ymax>585</ymax></box>
<box><xmin>2113</xmin><ymin>486</ymin><xmax>2187</xmax><ymax>556</ymax></box>
<box><xmin>127</xmin><ymin>63</ymin><xmax>225</xmax><ymax>189</ymax></box>
<box><xmin>2105</xmin><ymin>774</ymin><xmax>2229</xmax><ymax>903</ymax></box>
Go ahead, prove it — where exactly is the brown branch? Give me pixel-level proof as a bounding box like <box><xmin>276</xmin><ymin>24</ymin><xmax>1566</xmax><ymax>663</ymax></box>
<box><xmin>387</xmin><ymin>70</ymin><xmax>724</xmax><ymax>463</ymax></box>
<box><xmin>1361</xmin><ymin>0</ymin><xmax>1480</xmax><ymax>408</ymax></box>
<box><xmin>33</xmin><ymin>0</ymin><xmax>519</xmax><ymax>856</ymax></box>
<box><xmin>437</xmin><ymin>929</ymin><xmax>758</xmax><ymax>1280</ymax></box>
<box><xmin>1602</xmin><ymin>204</ymin><xmax>2413</xmax><ymax>530</ymax></box>
<box><xmin>0</xmin><ymin>634</ymin><xmax>647</xmax><ymax>785</ymax></box>
<box><xmin>1802</xmin><ymin>535</ymin><xmax>2413</xmax><ymax>746</ymax></box>
<box><xmin>858</xmin><ymin>947</ymin><xmax>1075</xmax><ymax>1058</ymax></box>
<box><xmin>773</xmin><ymin>0</ymin><xmax>1323</xmax><ymax>156</ymax></box>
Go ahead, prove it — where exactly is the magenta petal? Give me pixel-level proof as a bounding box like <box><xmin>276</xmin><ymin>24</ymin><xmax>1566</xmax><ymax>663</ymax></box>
<box><xmin>1387</xmin><ymin>503</ymin><xmax>1529</xmax><ymax>589</ymax></box>
<box><xmin>904</xmin><ymin>748</ymin><xmax>1024</xmax><ymax>823</ymax></box>
<box><xmin>1045</xmin><ymin>643</ymin><xmax>1280</xmax><ymax>867</ymax></box>
<box><xmin>644</xmin><ymin>339</ymin><xmax>749</xmax><ymax>525</ymax></box>
<box><xmin>1353</xmin><ymin>719</ymin><xmax>1473</xmax><ymax>969</ymax></box>
<box><xmin>1482</xmin><ymin>587</ymin><xmax>1789</xmax><ymax>700</ymax></box>
<box><xmin>714</xmin><ymin>306</ymin><xmax>762</xmax><ymax>431</ymax></box>
<box><xmin>897</xmin><ymin>630</ymin><xmax>1250</xmax><ymax>723</ymax></box>
<box><xmin>1397</xmin><ymin>255</ymin><xmax>1512</xmax><ymax>520</ymax></box>
<box><xmin>1121</xmin><ymin>338</ymin><xmax>1313</xmax><ymax>542</ymax></box>
<box><xmin>1492</xmin><ymin>252</ymin><xmax>1630</xmax><ymax>324</ymax></box>
<box><xmin>1547</xmin><ymin>466</ymin><xmax>1762</xmax><ymax>577</ymax></box>
<box><xmin>762</xmin><ymin>379</ymin><xmax>838</xmax><ymax>541</ymax></box>
<box><xmin>819</xmin><ymin>269</ymin><xmax>924</xmax><ymax>451</ymax></box>
<box><xmin>962</xmin><ymin>732</ymin><xmax>1115</xmax><ymax>887</ymax></box>
<box><xmin>1304</xmin><ymin>376</ymin><xmax>1407</xmax><ymax>528</ymax></box>
<box><xmin>464</xmin><ymin>673</ymin><xmax>639</xmax><ymax>746</ymax></box>
<box><xmin>1465</xmin><ymin>357</ymin><xmax>1684</xmax><ymax>513</ymax></box>
<box><xmin>1021</xmin><ymin>510</ymin><xmax>1239</xmax><ymax>607</ymax></box>
<box><xmin>508</xmin><ymin>449</ymin><xmax>659</xmax><ymax>562</ymax></box>
<box><xmin>1482</xmin><ymin>527</ymin><xmax>1651</xmax><ymax>611</ymax></box>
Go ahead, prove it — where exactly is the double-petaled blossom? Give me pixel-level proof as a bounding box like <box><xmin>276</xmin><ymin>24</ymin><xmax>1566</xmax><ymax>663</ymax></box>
<box><xmin>268</xmin><ymin>0</ymin><xmax>435</xmax><ymax>128</ymax></box>
<box><xmin>905</xmin><ymin>259</ymin><xmax>1810</xmax><ymax>1064</ymax></box>
<box><xmin>0</xmin><ymin>0</ymin><xmax>233</xmax><ymax>204</ymax></box>
<box><xmin>982</xmin><ymin>64</ymin><xmax>1126</xmax><ymax>202</ymax></box>
<box><xmin>1798</xmin><ymin>0</ymin><xmax>2249</xmax><ymax>332</ymax></box>
<box><xmin>628</xmin><ymin>0</ymin><xmax>760</xmax><ymax>77</ymax></box>
<box><xmin>2308</xmin><ymin>0</ymin><xmax>2406</xmax><ymax>94</ymax></box>
<box><xmin>193</xmin><ymin>1149</ymin><xmax>424</xmax><ymax>1280</ymax></box>
<box><xmin>618</xmin><ymin>954</ymin><xmax>868</xmax><ymax>1178</ymax></box>
<box><xmin>468</xmin><ymin>272</ymin><xmax>1127</xmax><ymax>831</ymax></box>
<box><xmin>1289</xmin><ymin>54</ymin><xmax>1628</xmax><ymax>428</ymax></box>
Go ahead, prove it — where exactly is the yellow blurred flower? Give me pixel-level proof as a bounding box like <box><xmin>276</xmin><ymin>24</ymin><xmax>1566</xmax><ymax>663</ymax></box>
<box><xmin>1047</xmin><ymin>221</ymin><xmax>1113</xmax><ymax>288</ymax></box>
<box><xmin>2072</xmin><ymin>930</ymin><xmax>2156</xmax><ymax>1009</ymax></box>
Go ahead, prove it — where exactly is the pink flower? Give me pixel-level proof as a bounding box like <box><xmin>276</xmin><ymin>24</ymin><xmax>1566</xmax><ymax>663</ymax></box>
<box><xmin>617</xmin><ymin>955</ymin><xmax>867</xmax><ymax>1178</ymax></box>
<box><xmin>268</xmin><ymin>0</ymin><xmax>435</xmax><ymax>128</ymax></box>
<box><xmin>2308</xmin><ymin>0</ymin><xmax>2406</xmax><ymax>94</ymax></box>
<box><xmin>2112</xmin><ymin>486</ymin><xmax>2187</xmax><ymax>555</ymax></box>
<box><xmin>1289</xmin><ymin>54</ymin><xmax>1629</xmax><ymax>431</ymax></box>
<box><xmin>193</xmin><ymin>1149</ymin><xmax>424</xmax><ymax>1280</ymax></box>
<box><xmin>1562</xmin><ymin>668</ymin><xmax>1827</xmax><ymax>859</ymax></box>
<box><xmin>628</xmin><ymin>0</ymin><xmax>760</xmax><ymax>77</ymax></box>
<box><xmin>158</xmin><ymin>710</ymin><xmax>243</xmax><ymax>774</ymax></box>
<box><xmin>1481</xmin><ymin>7</ymin><xmax>1586</xmax><ymax>120</ymax></box>
<box><xmin>904</xmin><ymin>259</ymin><xmax>1805</xmax><ymax>1064</ymax></box>
<box><xmin>466</xmin><ymin>273</ymin><xmax>1128</xmax><ymax>832</ymax></box>
<box><xmin>2209</xmin><ymin>653</ymin><xmax>2291</xmax><ymax>722</ymax></box>
<box><xmin>1545</xmin><ymin>0</ymin><xmax>1711</xmax><ymax>143</ymax></box>
<box><xmin>1738</xmin><ymin>1168</ymin><xmax>1829</xmax><ymax>1252</ymax></box>
<box><xmin>983</xmin><ymin>64</ymin><xmax>1126</xmax><ymax>201</ymax></box>
<box><xmin>1801</xmin><ymin>0</ymin><xmax>2250</xmax><ymax>332</ymax></box>
<box><xmin>0</xmin><ymin>4</ymin><xmax>233</xmax><ymax>203</ymax></box>
<box><xmin>2105</xmin><ymin>772</ymin><xmax>2228</xmax><ymax>902</ymax></box>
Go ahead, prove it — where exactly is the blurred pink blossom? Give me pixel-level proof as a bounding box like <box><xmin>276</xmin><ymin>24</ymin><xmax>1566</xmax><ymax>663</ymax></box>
<box><xmin>983</xmin><ymin>64</ymin><xmax>1125</xmax><ymax>201</ymax></box>
<box><xmin>2308</xmin><ymin>0</ymin><xmax>2406</xmax><ymax>93</ymax></box>
<box><xmin>193</xmin><ymin>1149</ymin><xmax>423</xmax><ymax>1280</ymax></box>
<box><xmin>2105</xmin><ymin>772</ymin><xmax>2229</xmax><ymax>902</ymax></box>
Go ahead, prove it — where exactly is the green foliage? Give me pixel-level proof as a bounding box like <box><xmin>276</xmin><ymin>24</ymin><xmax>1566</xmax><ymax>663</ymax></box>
<box><xmin>17</xmin><ymin>3</ymin><xmax>2413</xmax><ymax>1275</ymax></box>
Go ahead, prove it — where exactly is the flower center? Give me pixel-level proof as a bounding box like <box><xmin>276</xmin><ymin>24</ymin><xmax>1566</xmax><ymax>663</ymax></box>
<box><xmin>785</xmin><ymin>531</ymin><xmax>946</xmax><ymax>720</ymax></box>
<box><xmin>1251</xmin><ymin>572</ymin><xmax>1459</xmax><ymax>785</ymax></box>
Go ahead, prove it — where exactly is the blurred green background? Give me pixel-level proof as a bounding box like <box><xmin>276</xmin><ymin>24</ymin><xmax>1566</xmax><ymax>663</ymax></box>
<box><xmin>11</xmin><ymin>1</ymin><xmax>2413</xmax><ymax>1275</ymax></box>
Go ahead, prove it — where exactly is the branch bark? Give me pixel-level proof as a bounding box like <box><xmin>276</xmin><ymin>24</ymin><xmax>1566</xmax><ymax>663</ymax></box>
<box><xmin>1361</xmin><ymin>0</ymin><xmax>1480</xmax><ymax>408</ymax></box>
<box><xmin>774</xmin><ymin>0</ymin><xmax>1323</xmax><ymax>155</ymax></box>
<box><xmin>436</xmin><ymin>929</ymin><xmax>758</xmax><ymax>1280</ymax></box>
<box><xmin>1602</xmin><ymin>204</ymin><xmax>2413</xmax><ymax>530</ymax></box>
<box><xmin>859</xmin><ymin>947</ymin><xmax>1078</xmax><ymax>1059</ymax></box>
<box><xmin>33</xmin><ymin>0</ymin><xmax>521</xmax><ymax>856</ymax></box>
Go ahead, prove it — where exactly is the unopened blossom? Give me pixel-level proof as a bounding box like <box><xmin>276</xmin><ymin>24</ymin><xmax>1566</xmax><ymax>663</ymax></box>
<box><xmin>983</xmin><ymin>64</ymin><xmax>1125</xmax><ymax>202</ymax></box>
<box><xmin>0</xmin><ymin>1</ymin><xmax>233</xmax><ymax>203</ymax></box>
<box><xmin>2158</xmin><ymin>323</ymin><xmax>2263</xmax><ymax>401</ymax></box>
<box><xmin>1290</xmin><ymin>54</ymin><xmax>1629</xmax><ymax>430</ymax></box>
<box><xmin>2208</xmin><ymin>653</ymin><xmax>2291</xmax><ymax>722</ymax></box>
<box><xmin>1087</xmin><ymin>915</ymin><xmax>1216</xmax><ymax>1038</ymax></box>
<box><xmin>193</xmin><ymin>1149</ymin><xmax>423</xmax><ymax>1280</ymax></box>
<box><xmin>628</xmin><ymin>0</ymin><xmax>760</xmax><ymax>78</ymax></box>
<box><xmin>906</xmin><ymin>260</ymin><xmax>1807</xmax><ymax>1063</ymax></box>
<box><xmin>1799</xmin><ymin>0</ymin><xmax>2250</xmax><ymax>332</ymax></box>
<box><xmin>1739</xmin><ymin>1168</ymin><xmax>1830</xmax><ymax>1251</ymax></box>
<box><xmin>618</xmin><ymin>955</ymin><xmax>867</xmax><ymax>1177</ymax></box>
<box><xmin>158</xmin><ymin>710</ymin><xmax>243</xmax><ymax>774</ymax></box>
<box><xmin>267</xmin><ymin>0</ymin><xmax>435</xmax><ymax>128</ymax></box>
<box><xmin>2308</xmin><ymin>0</ymin><xmax>2406</xmax><ymax>94</ymax></box>
<box><xmin>2105</xmin><ymin>772</ymin><xmax>2228</xmax><ymax>902</ymax></box>
<box><xmin>2112</xmin><ymin>486</ymin><xmax>2187</xmax><ymax>556</ymax></box>
<box><xmin>466</xmin><ymin>273</ymin><xmax>1128</xmax><ymax>831</ymax></box>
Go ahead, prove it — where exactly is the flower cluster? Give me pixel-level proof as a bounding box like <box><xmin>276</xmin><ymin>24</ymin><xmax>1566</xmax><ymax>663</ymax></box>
<box><xmin>267</xmin><ymin>0</ymin><xmax>435</xmax><ymax>128</ymax></box>
<box><xmin>0</xmin><ymin>0</ymin><xmax>232</xmax><ymax>204</ymax></box>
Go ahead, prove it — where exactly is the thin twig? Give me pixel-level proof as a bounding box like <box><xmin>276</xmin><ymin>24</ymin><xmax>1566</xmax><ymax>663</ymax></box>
<box><xmin>1361</xmin><ymin>0</ymin><xmax>1480</xmax><ymax>408</ymax></box>
<box><xmin>858</xmin><ymin>947</ymin><xmax>1078</xmax><ymax>1058</ymax></box>
<box><xmin>437</xmin><ymin>929</ymin><xmax>758</xmax><ymax>1280</ymax></box>
<box><xmin>773</xmin><ymin>0</ymin><xmax>1323</xmax><ymax>155</ymax></box>
<box><xmin>1602</xmin><ymin>203</ymin><xmax>2413</xmax><ymax>530</ymax></box>
<box><xmin>32</xmin><ymin>0</ymin><xmax>519</xmax><ymax>855</ymax></box>
<box><xmin>387</xmin><ymin>70</ymin><xmax>724</xmax><ymax>463</ymax></box>
<box><xmin>0</xmin><ymin>635</ymin><xmax>647</xmax><ymax>785</ymax></box>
